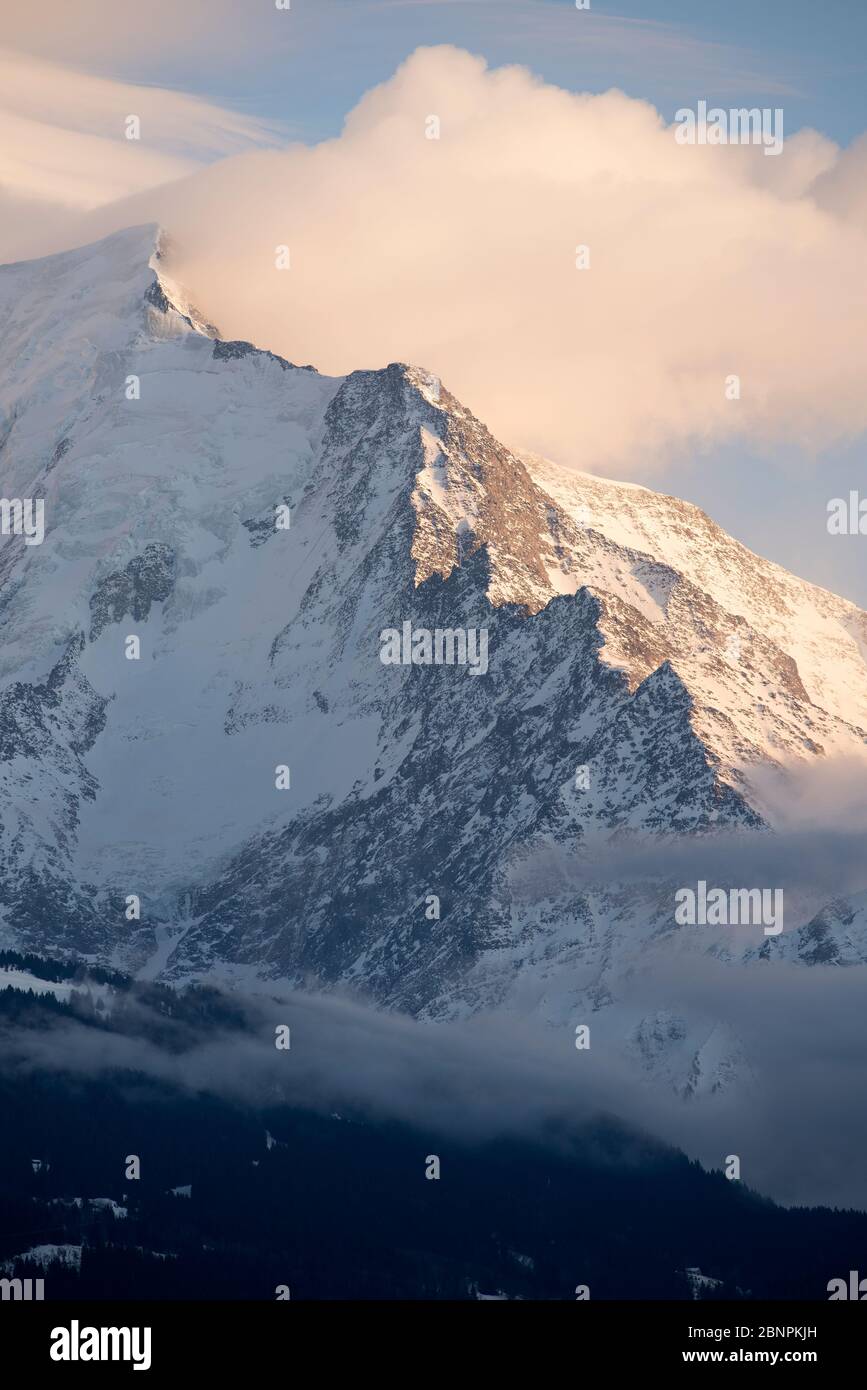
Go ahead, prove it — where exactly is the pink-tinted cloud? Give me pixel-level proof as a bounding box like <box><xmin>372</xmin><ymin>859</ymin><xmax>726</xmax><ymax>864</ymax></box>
<box><xmin>0</xmin><ymin>47</ymin><xmax>279</xmax><ymax>210</ymax></box>
<box><xmin>4</xmin><ymin>45</ymin><xmax>867</xmax><ymax>474</ymax></box>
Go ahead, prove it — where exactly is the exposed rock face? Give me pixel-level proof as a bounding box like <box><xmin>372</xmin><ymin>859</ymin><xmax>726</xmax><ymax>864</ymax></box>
<box><xmin>758</xmin><ymin>891</ymin><xmax>867</xmax><ymax>967</ymax></box>
<box><xmin>0</xmin><ymin>223</ymin><xmax>866</xmax><ymax>1093</ymax></box>
<box><xmin>89</xmin><ymin>544</ymin><xmax>175</xmax><ymax>640</ymax></box>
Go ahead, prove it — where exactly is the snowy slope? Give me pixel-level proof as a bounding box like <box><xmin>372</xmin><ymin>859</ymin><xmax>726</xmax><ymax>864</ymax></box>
<box><xmin>1</xmin><ymin>224</ymin><xmax>866</xmax><ymax>1097</ymax></box>
<box><xmin>526</xmin><ymin>455</ymin><xmax>867</xmax><ymax>775</ymax></box>
<box><xmin>759</xmin><ymin>888</ymin><xmax>867</xmax><ymax>967</ymax></box>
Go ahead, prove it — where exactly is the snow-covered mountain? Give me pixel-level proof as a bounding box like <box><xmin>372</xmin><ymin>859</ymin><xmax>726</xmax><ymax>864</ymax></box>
<box><xmin>761</xmin><ymin>889</ymin><xmax>867</xmax><ymax>966</ymax></box>
<box><xmin>1</xmin><ymin>225</ymin><xmax>866</xmax><ymax>1092</ymax></box>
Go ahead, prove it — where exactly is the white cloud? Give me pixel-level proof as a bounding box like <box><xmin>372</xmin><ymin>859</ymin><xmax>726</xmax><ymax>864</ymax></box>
<box><xmin>4</xmin><ymin>44</ymin><xmax>867</xmax><ymax>474</ymax></box>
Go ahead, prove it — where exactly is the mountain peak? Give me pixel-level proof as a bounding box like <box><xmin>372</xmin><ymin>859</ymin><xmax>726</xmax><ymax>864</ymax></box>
<box><xmin>0</xmin><ymin>222</ymin><xmax>162</xmax><ymax>281</ymax></box>
<box><xmin>0</xmin><ymin>225</ymin><xmax>865</xmax><ymax>1061</ymax></box>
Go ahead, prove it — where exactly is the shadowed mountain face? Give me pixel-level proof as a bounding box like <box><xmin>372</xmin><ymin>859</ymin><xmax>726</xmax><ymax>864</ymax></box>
<box><xmin>1</xmin><ymin>225</ymin><xmax>866</xmax><ymax>1097</ymax></box>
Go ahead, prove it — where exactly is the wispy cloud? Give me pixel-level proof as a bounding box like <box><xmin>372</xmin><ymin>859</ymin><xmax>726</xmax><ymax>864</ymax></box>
<box><xmin>3</xmin><ymin>0</ymin><xmax>798</xmax><ymax>102</ymax></box>
<box><xmin>332</xmin><ymin>0</ymin><xmax>800</xmax><ymax>97</ymax></box>
<box><xmin>0</xmin><ymin>48</ymin><xmax>280</xmax><ymax>211</ymax></box>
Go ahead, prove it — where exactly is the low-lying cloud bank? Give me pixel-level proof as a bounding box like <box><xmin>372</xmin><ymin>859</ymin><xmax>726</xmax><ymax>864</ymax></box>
<box><xmin>4</xmin><ymin>45</ymin><xmax>867</xmax><ymax>474</ymax></box>
<box><xmin>5</xmin><ymin>960</ymin><xmax>867</xmax><ymax>1211</ymax></box>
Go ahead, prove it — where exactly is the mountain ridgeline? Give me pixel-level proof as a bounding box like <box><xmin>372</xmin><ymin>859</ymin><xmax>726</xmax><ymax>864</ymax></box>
<box><xmin>0</xmin><ymin>224</ymin><xmax>866</xmax><ymax>1099</ymax></box>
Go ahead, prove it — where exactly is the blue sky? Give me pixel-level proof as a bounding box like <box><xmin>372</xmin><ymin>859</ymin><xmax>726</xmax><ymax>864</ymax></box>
<box><xmin>124</xmin><ymin>0</ymin><xmax>867</xmax><ymax>150</ymax></box>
